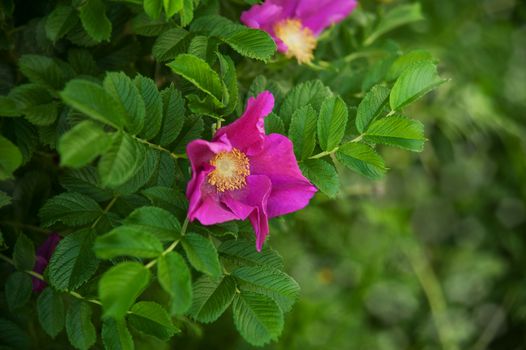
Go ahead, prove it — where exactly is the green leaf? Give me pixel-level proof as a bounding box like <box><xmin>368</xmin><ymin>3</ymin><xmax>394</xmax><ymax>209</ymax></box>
<box><xmin>288</xmin><ymin>105</ymin><xmax>317</xmax><ymax>160</ymax></box>
<box><xmin>39</xmin><ymin>192</ymin><xmax>102</xmax><ymax>227</ymax></box>
<box><xmin>280</xmin><ymin>80</ymin><xmax>332</xmax><ymax>127</ymax></box>
<box><xmin>335</xmin><ymin>143</ymin><xmax>387</xmax><ymax>179</ymax></box>
<box><xmin>386</xmin><ymin>50</ymin><xmax>434</xmax><ymax>81</ymax></box>
<box><xmin>364</xmin><ymin>3</ymin><xmax>424</xmax><ymax>46</ymax></box>
<box><xmin>114</xmin><ymin>148</ymin><xmax>159</xmax><ymax>195</ymax></box>
<box><xmin>0</xmin><ymin>135</ymin><xmax>23</xmax><ymax>180</ymax></box>
<box><xmin>60</xmin><ymin>167</ymin><xmax>113</xmax><ymax>203</ymax></box>
<box><xmin>134</xmin><ymin>75</ymin><xmax>163</xmax><ymax>140</ymax></box>
<box><xmin>218</xmin><ymin>53</ymin><xmax>238</xmax><ymax>115</ymax></box>
<box><xmin>13</xmin><ymin>233</ymin><xmax>35</xmax><ymax>271</ymax></box>
<box><xmin>99</xmin><ymin>262</ymin><xmax>151</xmax><ymax>319</ymax></box>
<box><xmin>232</xmin><ymin>266</ymin><xmax>300</xmax><ymax>312</ymax></box>
<box><xmin>123</xmin><ymin>206</ymin><xmax>181</xmax><ymax>242</ymax></box>
<box><xmin>264</xmin><ymin>113</ymin><xmax>285</xmax><ymax>135</ymax></box>
<box><xmin>0</xmin><ymin>318</ymin><xmax>30</xmax><ymax>349</ymax></box>
<box><xmin>361</xmin><ymin>54</ymin><xmax>397</xmax><ymax>92</ymax></box>
<box><xmin>103</xmin><ymin>72</ymin><xmax>145</xmax><ymax>135</ymax></box>
<box><xmin>155</xmin><ymin>85</ymin><xmax>185</xmax><ymax>146</ymax></box>
<box><xmin>356</xmin><ymin>85</ymin><xmax>390</xmax><ymax>133</ymax></box>
<box><xmin>5</xmin><ymin>272</ymin><xmax>32</xmax><ymax>311</ymax></box>
<box><xmin>131</xmin><ymin>13</ymin><xmax>173</xmax><ymax>36</ymax></box>
<box><xmin>317</xmin><ymin>96</ymin><xmax>348</xmax><ymax>152</ymax></box>
<box><xmin>98</xmin><ymin>132</ymin><xmax>147</xmax><ymax>188</ymax></box>
<box><xmin>142</xmin><ymin>186</ymin><xmax>188</xmax><ymax>212</ymax></box>
<box><xmin>66</xmin><ymin>300</ymin><xmax>96</xmax><ymax>350</ymax></box>
<box><xmin>95</xmin><ymin>226</ymin><xmax>163</xmax><ymax>259</ymax></box>
<box><xmin>0</xmin><ymin>96</ymin><xmax>19</xmax><ymax>116</ymax></box>
<box><xmin>181</xmin><ymin>233</ymin><xmax>222</xmax><ymax>277</ymax></box>
<box><xmin>172</xmin><ymin>114</ymin><xmax>204</xmax><ymax>153</ymax></box>
<box><xmin>23</xmin><ymin>101</ymin><xmax>59</xmax><ymax>126</ymax></box>
<box><xmin>143</xmin><ymin>0</ymin><xmax>162</xmax><ymax>19</ymax></box>
<box><xmin>190</xmin><ymin>16</ymin><xmax>276</xmax><ymax>61</ymax></box>
<box><xmin>219</xmin><ymin>239</ymin><xmax>284</xmax><ymax>270</ymax></box>
<box><xmin>167</xmin><ymin>54</ymin><xmax>224</xmax><ymax>107</ymax></box>
<box><xmin>152</xmin><ymin>28</ymin><xmax>189</xmax><ymax>62</ymax></box>
<box><xmin>18</xmin><ymin>55</ymin><xmax>71</xmax><ymax>91</ymax></box>
<box><xmin>233</xmin><ymin>292</ymin><xmax>284</xmax><ymax>346</ymax></box>
<box><xmin>179</xmin><ymin>0</ymin><xmax>194</xmax><ymax>26</ymax></box>
<box><xmin>60</xmin><ymin>79</ymin><xmax>125</xmax><ymax>128</ymax></box>
<box><xmin>128</xmin><ymin>301</ymin><xmax>179</xmax><ymax>340</ymax></box>
<box><xmin>78</xmin><ymin>0</ymin><xmax>112</xmax><ymax>42</ymax></box>
<box><xmin>48</xmin><ymin>229</ymin><xmax>99</xmax><ymax>291</ymax></box>
<box><xmin>300</xmin><ymin>159</ymin><xmax>339</xmax><ymax>198</ymax></box>
<box><xmin>58</xmin><ymin>121</ymin><xmax>112</xmax><ymax>168</ymax></box>
<box><xmin>45</xmin><ymin>5</ymin><xmax>77</xmax><ymax>42</ymax></box>
<box><xmin>163</xmin><ymin>0</ymin><xmax>183</xmax><ymax>18</ymax></box>
<box><xmin>363</xmin><ymin>115</ymin><xmax>426</xmax><ymax>152</ymax></box>
<box><xmin>0</xmin><ymin>191</ymin><xmax>11</xmax><ymax>209</ymax></box>
<box><xmin>390</xmin><ymin>60</ymin><xmax>446</xmax><ymax>110</ymax></box>
<box><xmin>102</xmin><ymin>318</ymin><xmax>134</xmax><ymax>350</ymax></box>
<box><xmin>37</xmin><ymin>287</ymin><xmax>65</xmax><ymax>338</ymax></box>
<box><xmin>158</xmin><ymin>252</ymin><xmax>192</xmax><ymax>315</ymax></box>
<box><xmin>188</xmin><ymin>275</ymin><xmax>236</xmax><ymax>323</ymax></box>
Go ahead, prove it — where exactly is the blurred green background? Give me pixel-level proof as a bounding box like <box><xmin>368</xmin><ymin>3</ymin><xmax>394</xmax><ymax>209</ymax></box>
<box><xmin>189</xmin><ymin>1</ymin><xmax>526</xmax><ymax>349</ymax></box>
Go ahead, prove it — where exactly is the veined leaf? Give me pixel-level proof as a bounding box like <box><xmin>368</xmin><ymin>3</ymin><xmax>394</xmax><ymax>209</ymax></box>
<box><xmin>5</xmin><ymin>272</ymin><xmax>32</xmax><ymax>311</ymax></box>
<box><xmin>114</xmin><ymin>147</ymin><xmax>159</xmax><ymax>195</ymax></box>
<box><xmin>60</xmin><ymin>167</ymin><xmax>113</xmax><ymax>203</ymax></box>
<box><xmin>264</xmin><ymin>113</ymin><xmax>285</xmax><ymax>135</ymax></box>
<box><xmin>152</xmin><ymin>28</ymin><xmax>189</xmax><ymax>62</ymax></box>
<box><xmin>155</xmin><ymin>85</ymin><xmax>185</xmax><ymax>146</ymax></box>
<box><xmin>66</xmin><ymin>300</ymin><xmax>96</xmax><ymax>350</ymax></box>
<box><xmin>142</xmin><ymin>186</ymin><xmax>188</xmax><ymax>212</ymax></box>
<box><xmin>335</xmin><ymin>142</ymin><xmax>387</xmax><ymax>179</ymax></box>
<box><xmin>163</xmin><ymin>0</ymin><xmax>183</xmax><ymax>18</ymax></box>
<box><xmin>13</xmin><ymin>233</ymin><xmax>35</xmax><ymax>271</ymax></box>
<box><xmin>48</xmin><ymin>229</ymin><xmax>99</xmax><ymax>291</ymax></box>
<box><xmin>143</xmin><ymin>0</ymin><xmax>162</xmax><ymax>19</ymax></box>
<box><xmin>158</xmin><ymin>252</ymin><xmax>192</xmax><ymax>315</ymax></box>
<box><xmin>317</xmin><ymin>96</ymin><xmax>348</xmax><ymax>152</ymax></box>
<box><xmin>172</xmin><ymin>114</ymin><xmax>204</xmax><ymax>153</ymax></box>
<box><xmin>280</xmin><ymin>80</ymin><xmax>332</xmax><ymax>128</ymax></box>
<box><xmin>386</xmin><ymin>50</ymin><xmax>434</xmax><ymax>81</ymax></box>
<box><xmin>300</xmin><ymin>159</ymin><xmax>339</xmax><ymax>198</ymax></box>
<box><xmin>0</xmin><ymin>134</ymin><xmax>23</xmax><ymax>181</ymax></box>
<box><xmin>45</xmin><ymin>5</ymin><xmax>77</xmax><ymax>42</ymax></box>
<box><xmin>37</xmin><ymin>288</ymin><xmax>65</xmax><ymax>338</ymax></box>
<box><xmin>78</xmin><ymin>0</ymin><xmax>111</xmax><ymax>42</ymax></box>
<box><xmin>363</xmin><ymin>115</ymin><xmax>426</xmax><ymax>152</ymax></box>
<box><xmin>218</xmin><ymin>53</ymin><xmax>238</xmax><ymax>115</ymax></box>
<box><xmin>233</xmin><ymin>292</ymin><xmax>284</xmax><ymax>346</ymax></box>
<box><xmin>128</xmin><ymin>301</ymin><xmax>179</xmax><ymax>340</ymax></box>
<box><xmin>94</xmin><ymin>226</ymin><xmax>164</xmax><ymax>259</ymax></box>
<box><xmin>188</xmin><ymin>275</ymin><xmax>236</xmax><ymax>323</ymax></box>
<box><xmin>181</xmin><ymin>233</ymin><xmax>222</xmax><ymax>277</ymax></box>
<box><xmin>39</xmin><ymin>192</ymin><xmax>102</xmax><ymax>227</ymax></box>
<box><xmin>134</xmin><ymin>75</ymin><xmax>163</xmax><ymax>140</ymax></box>
<box><xmin>131</xmin><ymin>13</ymin><xmax>173</xmax><ymax>37</ymax></box>
<box><xmin>179</xmin><ymin>0</ymin><xmax>194</xmax><ymax>26</ymax></box>
<box><xmin>18</xmin><ymin>55</ymin><xmax>72</xmax><ymax>91</ymax></box>
<box><xmin>356</xmin><ymin>85</ymin><xmax>390</xmax><ymax>133</ymax></box>
<box><xmin>123</xmin><ymin>206</ymin><xmax>181</xmax><ymax>242</ymax></box>
<box><xmin>219</xmin><ymin>239</ymin><xmax>284</xmax><ymax>270</ymax></box>
<box><xmin>288</xmin><ymin>105</ymin><xmax>317</xmax><ymax>160</ymax></box>
<box><xmin>102</xmin><ymin>318</ymin><xmax>134</xmax><ymax>350</ymax></box>
<box><xmin>99</xmin><ymin>262</ymin><xmax>151</xmax><ymax>319</ymax></box>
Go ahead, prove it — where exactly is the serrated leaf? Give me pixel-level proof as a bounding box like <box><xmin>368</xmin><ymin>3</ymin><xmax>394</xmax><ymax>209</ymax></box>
<box><xmin>219</xmin><ymin>239</ymin><xmax>283</xmax><ymax>270</ymax></box>
<box><xmin>102</xmin><ymin>318</ymin><xmax>134</xmax><ymax>350</ymax></box>
<box><xmin>37</xmin><ymin>287</ymin><xmax>65</xmax><ymax>338</ymax></box>
<box><xmin>58</xmin><ymin>121</ymin><xmax>112</xmax><ymax>168</ymax></box>
<box><xmin>172</xmin><ymin>114</ymin><xmax>204</xmax><ymax>153</ymax></box>
<box><xmin>18</xmin><ymin>55</ymin><xmax>71</xmax><ymax>91</ymax></box>
<box><xmin>13</xmin><ymin>233</ymin><xmax>35</xmax><ymax>271</ymax></box>
<box><xmin>386</xmin><ymin>50</ymin><xmax>434</xmax><ymax>81</ymax></box>
<box><xmin>264</xmin><ymin>113</ymin><xmax>284</xmax><ymax>135</ymax></box>
<box><xmin>363</xmin><ymin>115</ymin><xmax>426</xmax><ymax>152</ymax></box>
<box><xmin>94</xmin><ymin>226</ymin><xmax>164</xmax><ymax>259</ymax></box>
<box><xmin>317</xmin><ymin>96</ymin><xmax>348</xmax><ymax>152</ymax></box>
<box><xmin>300</xmin><ymin>159</ymin><xmax>339</xmax><ymax>198</ymax></box>
<box><xmin>114</xmin><ymin>148</ymin><xmax>159</xmax><ymax>195</ymax></box>
<box><xmin>163</xmin><ymin>0</ymin><xmax>183</xmax><ymax>18</ymax></box>
<box><xmin>5</xmin><ymin>272</ymin><xmax>32</xmax><ymax>311</ymax></box>
<box><xmin>128</xmin><ymin>301</ymin><xmax>179</xmax><ymax>340</ymax></box>
<box><xmin>99</xmin><ymin>262</ymin><xmax>151</xmax><ymax>319</ymax></box>
<box><xmin>158</xmin><ymin>252</ymin><xmax>192</xmax><ymax>315</ymax></box>
<box><xmin>66</xmin><ymin>300</ymin><xmax>96</xmax><ymax>350</ymax></box>
<box><xmin>232</xmin><ymin>266</ymin><xmax>300</xmax><ymax>312</ymax></box>
<box><xmin>0</xmin><ymin>134</ymin><xmax>23</xmax><ymax>181</ymax></box>
<box><xmin>23</xmin><ymin>101</ymin><xmax>59</xmax><ymax>126</ymax></box>
<box><xmin>365</xmin><ymin>3</ymin><xmax>424</xmax><ymax>46</ymax></box>
<box><xmin>182</xmin><ymin>233</ymin><xmax>221</xmax><ymax>277</ymax></box>
<box><xmin>356</xmin><ymin>85</ymin><xmax>390</xmax><ymax>133</ymax></box>
<box><xmin>141</xmin><ymin>186</ymin><xmax>188</xmax><ymax>212</ymax></box>
<box><xmin>39</xmin><ymin>192</ymin><xmax>102</xmax><ymax>227</ymax></box>
<box><xmin>98</xmin><ymin>132</ymin><xmax>147</xmax><ymax>188</ymax></box>
<box><xmin>335</xmin><ymin>142</ymin><xmax>387</xmax><ymax>179</ymax></box>
<box><xmin>152</xmin><ymin>28</ymin><xmax>189</xmax><ymax>62</ymax></box>
<box><xmin>131</xmin><ymin>13</ymin><xmax>173</xmax><ymax>36</ymax></box>
<box><xmin>191</xmin><ymin>16</ymin><xmax>276</xmax><ymax>61</ymax></box>
<box><xmin>60</xmin><ymin>167</ymin><xmax>113</xmax><ymax>202</ymax></box>
<box><xmin>233</xmin><ymin>292</ymin><xmax>284</xmax><ymax>346</ymax></box>
<box><xmin>79</xmin><ymin>0</ymin><xmax>111</xmax><ymax>42</ymax></box>
<box><xmin>280</xmin><ymin>80</ymin><xmax>332</xmax><ymax>127</ymax></box>
<box><xmin>188</xmin><ymin>275</ymin><xmax>236</xmax><ymax>323</ymax></box>
<box><xmin>288</xmin><ymin>105</ymin><xmax>317</xmax><ymax>160</ymax></box>
<box><xmin>48</xmin><ymin>229</ymin><xmax>99</xmax><ymax>291</ymax></box>
<box><xmin>218</xmin><ymin>53</ymin><xmax>238</xmax><ymax>115</ymax></box>
<box><xmin>155</xmin><ymin>85</ymin><xmax>185</xmax><ymax>146</ymax></box>
<box><xmin>135</xmin><ymin>75</ymin><xmax>163</xmax><ymax>140</ymax></box>
<box><xmin>60</xmin><ymin>79</ymin><xmax>125</xmax><ymax>128</ymax></box>
<box><xmin>361</xmin><ymin>54</ymin><xmax>397</xmax><ymax>92</ymax></box>
<box><xmin>167</xmin><ymin>54</ymin><xmax>224</xmax><ymax>107</ymax></box>
<box><xmin>45</xmin><ymin>5</ymin><xmax>77</xmax><ymax>42</ymax></box>
<box><xmin>123</xmin><ymin>206</ymin><xmax>181</xmax><ymax>242</ymax></box>
<box><xmin>143</xmin><ymin>0</ymin><xmax>162</xmax><ymax>19</ymax></box>
<box><xmin>390</xmin><ymin>60</ymin><xmax>446</xmax><ymax>110</ymax></box>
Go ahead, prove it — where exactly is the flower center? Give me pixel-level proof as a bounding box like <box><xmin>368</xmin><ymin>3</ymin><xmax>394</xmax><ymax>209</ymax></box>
<box><xmin>208</xmin><ymin>148</ymin><xmax>250</xmax><ymax>192</ymax></box>
<box><xmin>274</xmin><ymin>19</ymin><xmax>317</xmax><ymax>64</ymax></box>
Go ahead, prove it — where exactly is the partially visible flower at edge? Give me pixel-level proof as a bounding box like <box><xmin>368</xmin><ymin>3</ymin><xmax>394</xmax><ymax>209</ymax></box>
<box><xmin>32</xmin><ymin>233</ymin><xmax>61</xmax><ymax>292</ymax></box>
<box><xmin>186</xmin><ymin>91</ymin><xmax>317</xmax><ymax>251</ymax></box>
<box><xmin>241</xmin><ymin>0</ymin><xmax>358</xmax><ymax>64</ymax></box>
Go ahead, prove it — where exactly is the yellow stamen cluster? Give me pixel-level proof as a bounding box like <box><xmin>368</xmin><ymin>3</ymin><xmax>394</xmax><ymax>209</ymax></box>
<box><xmin>274</xmin><ymin>19</ymin><xmax>317</xmax><ymax>64</ymax></box>
<box><xmin>208</xmin><ymin>148</ymin><xmax>250</xmax><ymax>192</ymax></box>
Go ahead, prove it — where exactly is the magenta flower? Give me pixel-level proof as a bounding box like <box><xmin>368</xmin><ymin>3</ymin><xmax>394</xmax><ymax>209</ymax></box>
<box><xmin>32</xmin><ymin>233</ymin><xmax>61</xmax><ymax>292</ymax></box>
<box><xmin>186</xmin><ymin>91</ymin><xmax>317</xmax><ymax>251</ymax></box>
<box><xmin>241</xmin><ymin>0</ymin><xmax>357</xmax><ymax>64</ymax></box>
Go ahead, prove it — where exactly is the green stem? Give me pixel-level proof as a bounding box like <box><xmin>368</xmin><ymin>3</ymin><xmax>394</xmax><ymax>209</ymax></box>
<box><xmin>145</xmin><ymin>218</ymin><xmax>189</xmax><ymax>269</ymax></box>
<box><xmin>90</xmin><ymin>195</ymin><xmax>119</xmax><ymax>229</ymax></box>
<box><xmin>308</xmin><ymin>135</ymin><xmax>364</xmax><ymax>160</ymax></box>
<box><xmin>133</xmin><ymin>136</ymin><xmax>188</xmax><ymax>160</ymax></box>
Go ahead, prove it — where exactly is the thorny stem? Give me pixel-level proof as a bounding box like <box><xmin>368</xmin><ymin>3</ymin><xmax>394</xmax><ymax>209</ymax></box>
<box><xmin>145</xmin><ymin>217</ymin><xmax>189</xmax><ymax>269</ymax></box>
<box><xmin>133</xmin><ymin>135</ymin><xmax>188</xmax><ymax>160</ymax></box>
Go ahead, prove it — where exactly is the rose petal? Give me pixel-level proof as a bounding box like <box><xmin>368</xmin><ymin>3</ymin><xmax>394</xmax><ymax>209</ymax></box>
<box><xmin>296</xmin><ymin>0</ymin><xmax>357</xmax><ymax>35</ymax></box>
